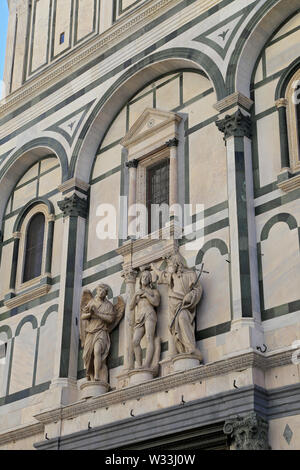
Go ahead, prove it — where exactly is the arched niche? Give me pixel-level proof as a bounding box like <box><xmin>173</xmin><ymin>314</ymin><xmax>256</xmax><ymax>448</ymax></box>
<box><xmin>9</xmin><ymin>316</ymin><xmax>38</xmax><ymax>394</ymax></box>
<box><xmin>259</xmin><ymin>214</ymin><xmax>300</xmax><ymax>311</ymax></box>
<box><xmin>0</xmin><ymin>325</ymin><xmax>12</xmax><ymax>398</ymax></box>
<box><xmin>195</xmin><ymin>239</ymin><xmax>231</xmax><ymax>331</ymax></box>
<box><xmin>35</xmin><ymin>305</ymin><xmax>58</xmax><ymax>385</ymax></box>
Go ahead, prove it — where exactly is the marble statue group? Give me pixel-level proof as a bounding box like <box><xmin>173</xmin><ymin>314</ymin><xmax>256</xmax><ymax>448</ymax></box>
<box><xmin>80</xmin><ymin>249</ymin><xmax>203</xmax><ymax>394</ymax></box>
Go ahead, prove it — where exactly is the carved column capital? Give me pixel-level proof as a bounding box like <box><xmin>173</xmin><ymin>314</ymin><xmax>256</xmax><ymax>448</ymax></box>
<box><xmin>125</xmin><ymin>159</ymin><xmax>139</xmax><ymax>169</ymax></box>
<box><xmin>57</xmin><ymin>194</ymin><xmax>88</xmax><ymax>218</ymax></box>
<box><xmin>275</xmin><ymin>98</ymin><xmax>288</xmax><ymax>108</ymax></box>
<box><xmin>122</xmin><ymin>268</ymin><xmax>138</xmax><ymax>284</ymax></box>
<box><xmin>166</xmin><ymin>138</ymin><xmax>179</xmax><ymax>147</ymax></box>
<box><xmin>216</xmin><ymin>109</ymin><xmax>252</xmax><ymax>140</ymax></box>
<box><xmin>223</xmin><ymin>412</ymin><xmax>270</xmax><ymax>450</ymax></box>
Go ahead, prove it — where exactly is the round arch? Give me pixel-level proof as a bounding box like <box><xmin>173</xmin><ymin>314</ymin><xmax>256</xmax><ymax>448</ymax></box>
<box><xmin>0</xmin><ymin>138</ymin><xmax>69</xmax><ymax>226</ymax></box>
<box><xmin>71</xmin><ymin>49</ymin><xmax>226</xmax><ymax>183</ymax></box>
<box><xmin>227</xmin><ymin>0</ymin><xmax>300</xmax><ymax>97</ymax></box>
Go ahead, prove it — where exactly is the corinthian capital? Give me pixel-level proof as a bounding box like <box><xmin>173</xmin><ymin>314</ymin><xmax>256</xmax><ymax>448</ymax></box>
<box><xmin>216</xmin><ymin>109</ymin><xmax>252</xmax><ymax>140</ymax></box>
<box><xmin>57</xmin><ymin>193</ymin><xmax>88</xmax><ymax>218</ymax></box>
<box><xmin>122</xmin><ymin>268</ymin><xmax>138</xmax><ymax>284</ymax></box>
<box><xmin>223</xmin><ymin>412</ymin><xmax>270</xmax><ymax>450</ymax></box>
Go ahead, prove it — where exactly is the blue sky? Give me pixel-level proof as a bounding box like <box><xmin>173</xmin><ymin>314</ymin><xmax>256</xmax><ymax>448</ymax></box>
<box><xmin>0</xmin><ymin>0</ymin><xmax>8</xmax><ymax>81</ymax></box>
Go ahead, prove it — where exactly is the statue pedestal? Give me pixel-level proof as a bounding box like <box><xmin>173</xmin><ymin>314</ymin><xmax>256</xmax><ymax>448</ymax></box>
<box><xmin>172</xmin><ymin>353</ymin><xmax>202</xmax><ymax>372</ymax></box>
<box><xmin>80</xmin><ymin>381</ymin><xmax>110</xmax><ymax>399</ymax></box>
<box><xmin>128</xmin><ymin>368</ymin><xmax>155</xmax><ymax>386</ymax></box>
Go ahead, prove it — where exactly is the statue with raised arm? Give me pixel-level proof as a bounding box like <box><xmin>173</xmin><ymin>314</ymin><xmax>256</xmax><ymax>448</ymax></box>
<box><xmin>151</xmin><ymin>252</ymin><xmax>203</xmax><ymax>360</ymax></box>
<box><xmin>80</xmin><ymin>284</ymin><xmax>125</xmax><ymax>383</ymax></box>
<box><xmin>129</xmin><ymin>269</ymin><xmax>161</xmax><ymax>371</ymax></box>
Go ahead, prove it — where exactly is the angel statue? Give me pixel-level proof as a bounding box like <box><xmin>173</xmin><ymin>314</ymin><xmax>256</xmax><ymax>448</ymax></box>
<box><xmin>80</xmin><ymin>284</ymin><xmax>125</xmax><ymax>383</ymax></box>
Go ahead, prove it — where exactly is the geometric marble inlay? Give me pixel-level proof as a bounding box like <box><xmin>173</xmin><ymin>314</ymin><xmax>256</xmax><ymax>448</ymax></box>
<box><xmin>283</xmin><ymin>424</ymin><xmax>293</xmax><ymax>445</ymax></box>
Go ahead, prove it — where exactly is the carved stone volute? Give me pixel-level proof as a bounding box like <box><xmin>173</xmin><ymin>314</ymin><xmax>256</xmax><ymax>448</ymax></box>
<box><xmin>223</xmin><ymin>412</ymin><xmax>270</xmax><ymax>450</ymax></box>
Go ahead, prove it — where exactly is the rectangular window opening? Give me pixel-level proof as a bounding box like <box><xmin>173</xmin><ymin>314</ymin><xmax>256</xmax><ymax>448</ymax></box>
<box><xmin>146</xmin><ymin>158</ymin><xmax>170</xmax><ymax>234</ymax></box>
<box><xmin>60</xmin><ymin>32</ymin><xmax>65</xmax><ymax>45</ymax></box>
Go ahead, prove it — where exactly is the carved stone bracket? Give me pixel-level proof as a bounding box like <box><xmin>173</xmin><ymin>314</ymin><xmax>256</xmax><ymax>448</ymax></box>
<box><xmin>125</xmin><ymin>159</ymin><xmax>139</xmax><ymax>169</ymax></box>
<box><xmin>216</xmin><ymin>109</ymin><xmax>252</xmax><ymax>140</ymax></box>
<box><xmin>166</xmin><ymin>137</ymin><xmax>179</xmax><ymax>147</ymax></box>
<box><xmin>57</xmin><ymin>193</ymin><xmax>88</xmax><ymax>218</ymax></box>
<box><xmin>223</xmin><ymin>412</ymin><xmax>270</xmax><ymax>450</ymax></box>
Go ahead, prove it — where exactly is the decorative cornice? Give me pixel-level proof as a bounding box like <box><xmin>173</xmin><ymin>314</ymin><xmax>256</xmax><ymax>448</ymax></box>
<box><xmin>58</xmin><ymin>178</ymin><xmax>90</xmax><ymax>194</ymax></box>
<box><xmin>216</xmin><ymin>109</ymin><xmax>252</xmax><ymax>140</ymax></box>
<box><xmin>214</xmin><ymin>92</ymin><xmax>254</xmax><ymax>113</ymax></box>
<box><xmin>277</xmin><ymin>173</ymin><xmax>300</xmax><ymax>192</ymax></box>
<box><xmin>0</xmin><ymin>0</ymin><xmax>182</xmax><ymax>117</ymax></box>
<box><xmin>4</xmin><ymin>283</ymin><xmax>51</xmax><ymax>309</ymax></box>
<box><xmin>0</xmin><ymin>422</ymin><xmax>44</xmax><ymax>446</ymax></box>
<box><xmin>57</xmin><ymin>193</ymin><xmax>88</xmax><ymax>218</ymax></box>
<box><xmin>33</xmin><ymin>350</ymin><xmax>294</xmax><ymax>424</ymax></box>
<box><xmin>224</xmin><ymin>412</ymin><xmax>270</xmax><ymax>450</ymax></box>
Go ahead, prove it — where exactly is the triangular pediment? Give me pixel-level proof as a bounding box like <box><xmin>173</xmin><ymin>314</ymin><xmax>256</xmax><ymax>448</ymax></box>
<box><xmin>121</xmin><ymin>108</ymin><xmax>181</xmax><ymax>148</ymax></box>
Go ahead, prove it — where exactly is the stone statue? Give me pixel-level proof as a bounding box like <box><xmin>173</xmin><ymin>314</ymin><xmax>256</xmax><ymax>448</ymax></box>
<box><xmin>80</xmin><ymin>284</ymin><xmax>125</xmax><ymax>383</ymax></box>
<box><xmin>129</xmin><ymin>269</ymin><xmax>161</xmax><ymax>371</ymax></box>
<box><xmin>152</xmin><ymin>252</ymin><xmax>203</xmax><ymax>360</ymax></box>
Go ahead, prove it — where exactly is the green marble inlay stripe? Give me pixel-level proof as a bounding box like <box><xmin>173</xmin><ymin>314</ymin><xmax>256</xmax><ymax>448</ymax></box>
<box><xmin>0</xmin><ymin>290</ymin><xmax>60</xmax><ymax>322</ymax></box>
<box><xmin>0</xmin><ymin>381</ymin><xmax>51</xmax><ymax>407</ymax></box>
<box><xmin>262</xmin><ymin>299</ymin><xmax>300</xmax><ymax>321</ymax></box>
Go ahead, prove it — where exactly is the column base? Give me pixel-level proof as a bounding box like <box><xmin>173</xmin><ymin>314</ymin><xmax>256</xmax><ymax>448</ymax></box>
<box><xmin>79</xmin><ymin>381</ymin><xmax>110</xmax><ymax>399</ymax></box>
<box><xmin>172</xmin><ymin>353</ymin><xmax>202</xmax><ymax>372</ymax></box>
<box><xmin>128</xmin><ymin>368</ymin><xmax>156</xmax><ymax>386</ymax></box>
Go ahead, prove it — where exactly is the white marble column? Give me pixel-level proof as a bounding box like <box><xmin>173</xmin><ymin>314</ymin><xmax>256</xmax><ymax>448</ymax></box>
<box><xmin>166</xmin><ymin>138</ymin><xmax>179</xmax><ymax>218</ymax></box>
<box><xmin>216</xmin><ymin>109</ymin><xmax>261</xmax><ymax>325</ymax></box>
<box><xmin>122</xmin><ymin>267</ymin><xmax>138</xmax><ymax>371</ymax></box>
<box><xmin>125</xmin><ymin>159</ymin><xmax>138</xmax><ymax>238</ymax></box>
<box><xmin>51</xmin><ymin>185</ymin><xmax>89</xmax><ymax>405</ymax></box>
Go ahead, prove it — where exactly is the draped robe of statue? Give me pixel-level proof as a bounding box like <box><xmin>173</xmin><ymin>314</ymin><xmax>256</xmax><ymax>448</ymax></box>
<box><xmin>82</xmin><ymin>297</ymin><xmax>115</xmax><ymax>381</ymax></box>
<box><xmin>158</xmin><ymin>266</ymin><xmax>202</xmax><ymax>357</ymax></box>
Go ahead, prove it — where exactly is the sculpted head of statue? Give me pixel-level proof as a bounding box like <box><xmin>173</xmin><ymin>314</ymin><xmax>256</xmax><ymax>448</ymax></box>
<box><xmin>95</xmin><ymin>284</ymin><xmax>109</xmax><ymax>300</ymax></box>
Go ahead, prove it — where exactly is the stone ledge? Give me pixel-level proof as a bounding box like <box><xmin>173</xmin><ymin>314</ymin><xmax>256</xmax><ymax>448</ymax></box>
<box><xmin>277</xmin><ymin>173</ymin><xmax>300</xmax><ymax>192</ymax></box>
<box><xmin>0</xmin><ymin>422</ymin><xmax>44</xmax><ymax>446</ymax></box>
<box><xmin>33</xmin><ymin>350</ymin><xmax>293</xmax><ymax>424</ymax></box>
<box><xmin>4</xmin><ymin>282</ymin><xmax>51</xmax><ymax>309</ymax></box>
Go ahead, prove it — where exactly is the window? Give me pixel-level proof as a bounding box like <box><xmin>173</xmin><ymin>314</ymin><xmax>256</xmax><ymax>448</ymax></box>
<box><xmin>121</xmin><ymin>108</ymin><xmax>182</xmax><ymax>239</ymax></box>
<box><xmin>147</xmin><ymin>159</ymin><xmax>170</xmax><ymax>232</ymax></box>
<box><xmin>60</xmin><ymin>32</ymin><xmax>65</xmax><ymax>44</ymax></box>
<box><xmin>296</xmin><ymin>82</ymin><xmax>300</xmax><ymax>152</ymax></box>
<box><xmin>285</xmin><ymin>69</ymin><xmax>300</xmax><ymax>171</ymax></box>
<box><xmin>23</xmin><ymin>213</ymin><xmax>45</xmax><ymax>283</ymax></box>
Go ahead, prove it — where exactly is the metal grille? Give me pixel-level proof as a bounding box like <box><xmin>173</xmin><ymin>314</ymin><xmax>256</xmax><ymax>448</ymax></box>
<box><xmin>147</xmin><ymin>159</ymin><xmax>170</xmax><ymax>232</ymax></box>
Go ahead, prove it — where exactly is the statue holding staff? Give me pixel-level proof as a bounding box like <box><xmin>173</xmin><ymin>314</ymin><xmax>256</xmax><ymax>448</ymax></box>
<box><xmin>151</xmin><ymin>252</ymin><xmax>203</xmax><ymax>360</ymax></box>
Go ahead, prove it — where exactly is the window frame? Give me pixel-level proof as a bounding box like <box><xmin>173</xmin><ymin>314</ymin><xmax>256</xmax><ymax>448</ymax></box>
<box><xmin>286</xmin><ymin>69</ymin><xmax>300</xmax><ymax>172</ymax></box>
<box><xmin>16</xmin><ymin>203</ymin><xmax>51</xmax><ymax>290</ymax></box>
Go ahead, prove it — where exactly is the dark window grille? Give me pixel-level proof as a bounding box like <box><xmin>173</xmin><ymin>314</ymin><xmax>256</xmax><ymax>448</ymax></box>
<box><xmin>146</xmin><ymin>159</ymin><xmax>170</xmax><ymax>233</ymax></box>
<box><xmin>23</xmin><ymin>213</ymin><xmax>45</xmax><ymax>283</ymax></box>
